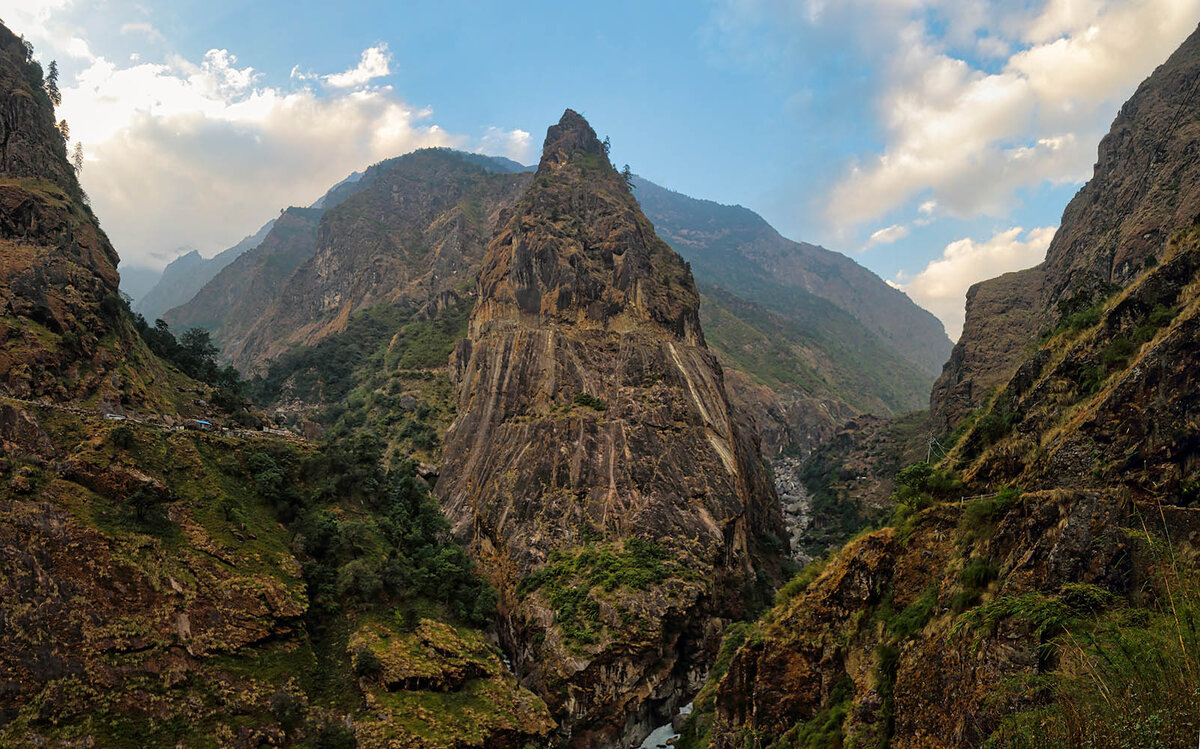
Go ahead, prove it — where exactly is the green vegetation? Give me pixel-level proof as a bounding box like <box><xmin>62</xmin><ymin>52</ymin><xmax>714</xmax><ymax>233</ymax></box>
<box><xmin>571</xmin><ymin>392</ymin><xmax>607</xmax><ymax>411</ymax></box>
<box><xmin>1078</xmin><ymin>303</ymin><xmax>1176</xmax><ymax>398</ymax></box>
<box><xmin>980</xmin><ymin>573</ymin><xmax>1195</xmax><ymax>749</ymax></box>
<box><xmin>1050</xmin><ymin>282</ymin><xmax>1121</xmax><ymax>337</ymax></box>
<box><xmin>249</xmin><ymin>297</ymin><xmax>471</xmax><ymax>462</ymax></box>
<box><xmin>699</xmin><ymin>284</ymin><xmax>931</xmax><ymax>416</ymax></box>
<box><xmin>882</xmin><ymin>584</ymin><xmax>938</xmax><ymax>640</ymax></box>
<box><xmin>517</xmin><ymin>539</ymin><xmax>684</xmax><ymax>648</ymax></box>
<box><xmin>774</xmin><ymin>556</ymin><xmax>831</xmax><ymax>607</ymax></box>
<box><xmin>774</xmin><ymin>675</ymin><xmax>854</xmax><ymax>749</ymax></box>
<box><xmin>960</xmin><ymin>391</ymin><xmax>1019</xmax><ymax>460</ymax></box>
<box><xmin>890</xmin><ymin>461</ymin><xmax>964</xmax><ymax>530</ymax></box>
<box><xmin>282</xmin><ymin>433</ymin><xmax>498</xmax><ymax>627</ymax></box>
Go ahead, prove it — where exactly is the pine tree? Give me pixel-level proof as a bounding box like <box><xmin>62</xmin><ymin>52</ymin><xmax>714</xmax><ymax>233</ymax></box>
<box><xmin>45</xmin><ymin>60</ymin><xmax>61</xmax><ymax>106</ymax></box>
<box><xmin>72</xmin><ymin>142</ymin><xmax>84</xmax><ymax>173</ymax></box>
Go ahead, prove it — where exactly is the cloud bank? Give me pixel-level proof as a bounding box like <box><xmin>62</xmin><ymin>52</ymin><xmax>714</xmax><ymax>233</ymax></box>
<box><xmin>825</xmin><ymin>0</ymin><xmax>1200</xmax><ymax>227</ymax></box>
<box><xmin>9</xmin><ymin>5</ymin><xmax>534</xmax><ymax>268</ymax></box>
<box><xmin>896</xmin><ymin>226</ymin><xmax>1057</xmax><ymax>339</ymax></box>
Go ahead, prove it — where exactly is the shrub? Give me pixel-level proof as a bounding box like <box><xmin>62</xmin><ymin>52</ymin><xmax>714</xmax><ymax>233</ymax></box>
<box><xmin>572</xmin><ymin>392</ymin><xmax>607</xmax><ymax>411</ymax></box>
<box><xmin>353</xmin><ymin>647</ymin><xmax>383</xmax><ymax>677</ymax></box>
<box><xmin>887</xmin><ymin>585</ymin><xmax>938</xmax><ymax>640</ymax></box>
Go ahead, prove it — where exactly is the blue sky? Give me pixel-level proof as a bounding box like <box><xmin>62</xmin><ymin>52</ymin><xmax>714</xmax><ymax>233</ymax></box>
<box><xmin>6</xmin><ymin>0</ymin><xmax>1200</xmax><ymax>337</ymax></box>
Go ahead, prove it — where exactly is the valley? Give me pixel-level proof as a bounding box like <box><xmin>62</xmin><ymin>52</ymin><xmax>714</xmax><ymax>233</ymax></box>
<box><xmin>2</xmin><ymin>7</ymin><xmax>1200</xmax><ymax>749</ymax></box>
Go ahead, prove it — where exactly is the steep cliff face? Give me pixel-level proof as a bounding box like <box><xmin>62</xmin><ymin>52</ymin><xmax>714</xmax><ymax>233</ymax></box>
<box><xmin>932</xmin><ymin>22</ymin><xmax>1200</xmax><ymax>431</ymax></box>
<box><xmin>228</xmin><ymin>150</ymin><xmax>531</xmax><ymax>370</ymax></box>
<box><xmin>0</xmin><ymin>23</ymin><xmax>181</xmax><ymax>410</ymax></box>
<box><xmin>682</xmin><ymin>29</ymin><xmax>1200</xmax><ymax>749</ymax></box>
<box><xmin>436</xmin><ymin>110</ymin><xmax>786</xmax><ymax>747</ymax></box>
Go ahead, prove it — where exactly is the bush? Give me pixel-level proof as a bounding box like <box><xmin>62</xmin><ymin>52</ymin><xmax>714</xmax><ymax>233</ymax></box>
<box><xmin>887</xmin><ymin>585</ymin><xmax>938</xmax><ymax>640</ymax></box>
<box><xmin>353</xmin><ymin>647</ymin><xmax>383</xmax><ymax>677</ymax></box>
<box><xmin>110</xmin><ymin>425</ymin><xmax>135</xmax><ymax>450</ymax></box>
<box><xmin>572</xmin><ymin>392</ymin><xmax>607</xmax><ymax>411</ymax></box>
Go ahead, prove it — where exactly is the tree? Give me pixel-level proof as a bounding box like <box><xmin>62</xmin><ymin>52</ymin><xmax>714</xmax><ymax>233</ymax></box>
<box><xmin>57</xmin><ymin>119</ymin><xmax>68</xmax><ymax>144</ymax></box>
<box><xmin>602</xmin><ymin>136</ymin><xmax>611</xmax><ymax>156</ymax></box>
<box><xmin>72</xmin><ymin>141</ymin><xmax>83</xmax><ymax>173</ymax></box>
<box><xmin>44</xmin><ymin>60</ymin><xmax>61</xmax><ymax>106</ymax></box>
<box><xmin>622</xmin><ymin>164</ymin><xmax>634</xmax><ymax>190</ymax></box>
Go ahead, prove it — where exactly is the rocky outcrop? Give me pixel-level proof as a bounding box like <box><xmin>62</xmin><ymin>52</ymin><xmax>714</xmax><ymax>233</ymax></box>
<box><xmin>436</xmin><ymin>110</ymin><xmax>785</xmax><ymax>747</ymax></box>
<box><xmin>696</xmin><ymin>488</ymin><xmax>1157</xmax><ymax>748</ymax></box>
<box><xmin>684</xmin><ymin>27</ymin><xmax>1200</xmax><ymax>749</ymax></box>
<box><xmin>932</xmin><ymin>21</ymin><xmax>1200</xmax><ymax>432</ymax></box>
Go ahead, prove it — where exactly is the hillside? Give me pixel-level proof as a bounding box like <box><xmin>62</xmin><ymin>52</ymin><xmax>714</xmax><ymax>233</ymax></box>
<box><xmin>679</xmin><ymin>23</ymin><xmax>1200</xmax><ymax>749</ymax></box>
<box><xmin>134</xmin><ymin>221</ymin><xmax>272</xmax><ymax>323</ymax></box>
<box><xmin>0</xmin><ymin>24</ymin><xmax>555</xmax><ymax>748</ymax></box>
<box><xmin>634</xmin><ymin>177</ymin><xmax>951</xmax><ymax>378</ymax></box>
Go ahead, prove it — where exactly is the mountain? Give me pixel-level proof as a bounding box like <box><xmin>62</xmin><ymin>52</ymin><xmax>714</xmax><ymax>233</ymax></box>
<box><xmin>0</xmin><ymin>25</ymin><xmax>554</xmax><ymax>748</ymax></box>
<box><xmin>678</xmin><ymin>24</ymin><xmax>1200</xmax><ymax>749</ymax></box>
<box><xmin>114</xmin><ymin>261</ymin><xmax>160</xmax><ymax>302</ymax></box>
<box><xmin>165</xmin><ymin>149</ymin><xmax>532</xmax><ymax>372</ymax></box>
<box><xmin>135</xmin><ymin>173</ymin><xmax>369</xmax><ymax>323</ymax></box>
<box><xmin>931</xmin><ymin>23</ymin><xmax>1200</xmax><ymax>432</ymax></box>
<box><xmin>0</xmin><ymin>23</ymin><xmax>190</xmax><ymax>411</ymax></box>
<box><xmin>163</xmin><ymin>206</ymin><xmax>326</xmax><ymax>355</ymax></box>
<box><xmin>435</xmin><ymin>110</ymin><xmax>787</xmax><ymax>747</ymax></box>
<box><xmin>634</xmin><ymin>177</ymin><xmax>951</xmax><ymax>378</ymax></box>
<box><xmin>634</xmin><ymin>178</ymin><xmax>946</xmax><ymax>461</ymax></box>
<box><xmin>134</xmin><ymin>222</ymin><xmax>272</xmax><ymax>322</ymax></box>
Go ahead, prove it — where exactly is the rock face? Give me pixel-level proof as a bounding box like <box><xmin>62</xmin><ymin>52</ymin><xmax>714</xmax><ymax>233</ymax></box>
<box><xmin>436</xmin><ymin>110</ymin><xmax>785</xmax><ymax>747</ymax></box>
<box><xmin>0</xmin><ymin>23</ymin><xmax>154</xmax><ymax>407</ymax></box>
<box><xmin>932</xmin><ymin>21</ymin><xmax>1200</xmax><ymax>431</ymax></box>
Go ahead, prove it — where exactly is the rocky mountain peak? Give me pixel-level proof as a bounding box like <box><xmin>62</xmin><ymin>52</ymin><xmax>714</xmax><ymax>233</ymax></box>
<box><xmin>538</xmin><ymin>108</ymin><xmax>607</xmax><ymax>169</ymax></box>
<box><xmin>474</xmin><ymin>109</ymin><xmax>703</xmax><ymax>344</ymax></box>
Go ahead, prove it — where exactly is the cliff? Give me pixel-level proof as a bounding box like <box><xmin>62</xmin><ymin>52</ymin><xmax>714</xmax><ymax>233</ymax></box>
<box><xmin>436</xmin><ymin>110</ymin><xmax>787</xmax><ymax>747</ymax></box>
<box><xmin>681</xmin><ymin>26</ymin><xmax>1200</xmax><ymax>749</ymax></box>
<box><xmin>932</xmin><ymin>22</ymin><xmax>1200</xmax><ymax>431</ymax></box>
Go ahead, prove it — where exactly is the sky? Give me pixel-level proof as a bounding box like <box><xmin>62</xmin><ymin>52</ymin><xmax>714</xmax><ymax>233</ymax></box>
<box><xmin>5</xmin><ymin>0</ymin><xmax>1200</xmax><ymax>339</ymax></box>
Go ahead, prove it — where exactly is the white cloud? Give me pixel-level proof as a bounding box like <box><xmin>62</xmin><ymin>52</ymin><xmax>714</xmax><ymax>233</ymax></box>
<box><xmin>825</xmin><ymin>0</ymin><xmax>1200</xmax><ymax>229</ymax></box>
<box><xmin>58</xmin><ymin>46</ymin><xmax>464</xmax><ymax>268</ymax></box>
<box><xmin>896</xmin><ymin>226</ymin><xmax>1057</xmax><ymax>338</ymax></box>
<box><xmin>476</xmin><ymin>126</ymin><xmax>533</xmax><ymax>163</ymax></box>
<box><xmin>864</xmin><ymin>223</ymin><xmax>909</xmax><ymax>248</ymax></box>
<box><xmin>65</xmin><ymin>36</ymin><xmax>93</xmax><ymax>60</ymax></box>
<box><xmin>324</xmin><ymin>43</ymin><xmax>391</xmax><ymax>88</ymax></box>
<box><xmin>0</xmin><ymin>0</ymin><xmax>72</xmax><ymax>46</ymax></box>
<box><xmin>119</xmin><ymin>21</ymin><xmax>164</xmax><ymax>43</ymax></box>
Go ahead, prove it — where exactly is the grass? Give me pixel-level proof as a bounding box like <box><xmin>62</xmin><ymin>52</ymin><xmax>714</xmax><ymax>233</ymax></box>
<box><xmin>984</xmin><ymin>581</ymin><xmax>1198</xmax><ymax>748</ymax></box>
